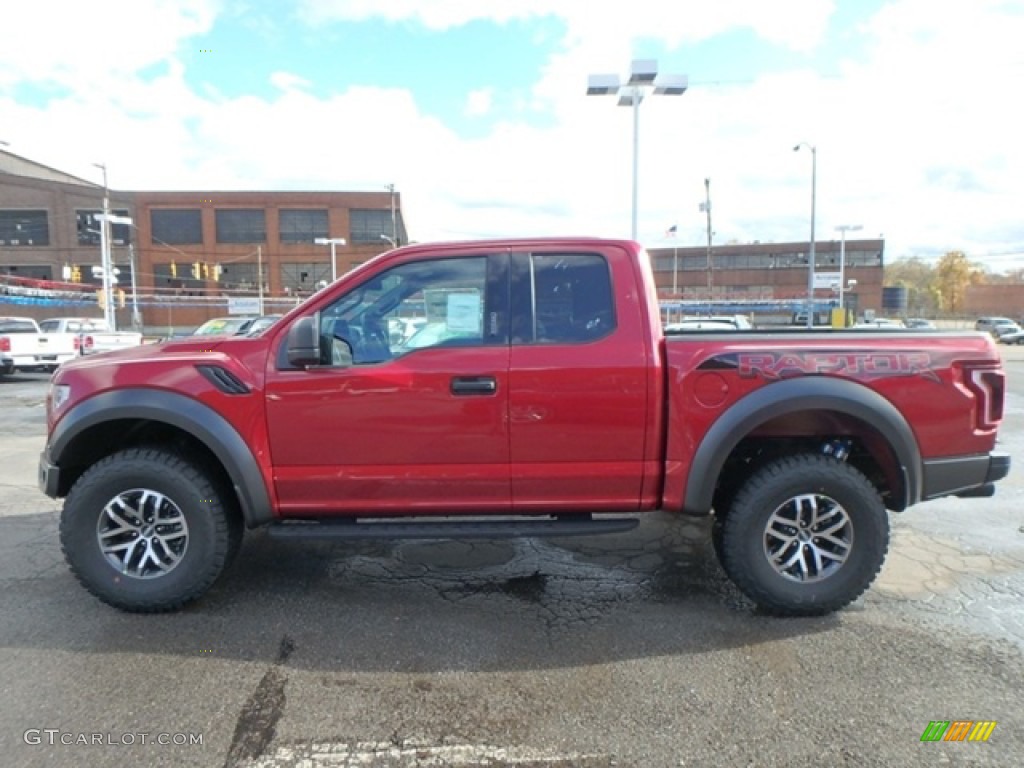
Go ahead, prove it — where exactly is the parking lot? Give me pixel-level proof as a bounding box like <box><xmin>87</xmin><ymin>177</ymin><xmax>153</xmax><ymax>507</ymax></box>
<box><xmin>1</xmin><ymin>348</ymin><xmax>1023</xmax><ymax>768</ymax></box>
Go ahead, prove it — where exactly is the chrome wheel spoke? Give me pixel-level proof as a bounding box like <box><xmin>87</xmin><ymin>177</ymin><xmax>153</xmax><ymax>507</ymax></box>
<box><xmin>96</xmin><ymin>489</ymin><xmax>189</xmax><ymax>579</ymax></box>
<box><xmin>763</xmin><ymin>493</ymin><xmax>853</xmax><ymax>584</ymax></box>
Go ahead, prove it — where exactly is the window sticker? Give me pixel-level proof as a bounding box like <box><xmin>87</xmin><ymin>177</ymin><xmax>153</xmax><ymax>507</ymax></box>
<box><xmin>446</xmin><ymin>292</ymin><xmax>482</xmax><ymax>333</ymax></box>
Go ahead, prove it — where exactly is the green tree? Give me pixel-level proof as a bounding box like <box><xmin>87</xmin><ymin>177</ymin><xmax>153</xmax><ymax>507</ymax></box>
<box><xmin>884</xmin><ymin>256</ymin><xmax>938</xmax><ymax>316</ymax></box>
<box><xmin>934</xmin><ymin>250</ymin><xmax>984</xmax><ymax>315</ymax></box>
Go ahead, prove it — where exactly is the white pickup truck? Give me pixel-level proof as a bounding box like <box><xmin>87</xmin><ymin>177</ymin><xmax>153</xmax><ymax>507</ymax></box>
<box><xmin>0</xmin><ymin>316</ymin><xmax>78</xmax><ymax>374</ymax></box>
<box><xmin>38</xmin><ymin>317</ymin><xmax>143</xmax><ymax>357</ymax></box>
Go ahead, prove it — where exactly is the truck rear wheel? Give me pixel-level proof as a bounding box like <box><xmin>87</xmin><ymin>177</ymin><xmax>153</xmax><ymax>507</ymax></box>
<box><xmin>718</xmin><ymin>454</ymin><xmax>889</xmax><ymax>616</ymax></box>
<box><xmin>59</xmin><ymin>448</ymin><xmax>235</xmax><ymax>612</ymax></box>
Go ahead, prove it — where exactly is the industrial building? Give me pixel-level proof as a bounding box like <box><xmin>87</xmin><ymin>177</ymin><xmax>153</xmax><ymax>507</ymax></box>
<box><xmin>5</xmin><ymin>145</ymin><xmax>893</xmax><ymax>331</ymax></box>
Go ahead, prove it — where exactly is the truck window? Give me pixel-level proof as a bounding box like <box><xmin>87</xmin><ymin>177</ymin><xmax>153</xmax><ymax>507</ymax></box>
<box><xmin>510</xmin><ymin>253</ymin><xmax>615</xmax><ymax>344</ymax></box>
<box><xmin>318</xmin><ymin>256</ymin><xmax>493</xmax><ymax>364</ymax></box>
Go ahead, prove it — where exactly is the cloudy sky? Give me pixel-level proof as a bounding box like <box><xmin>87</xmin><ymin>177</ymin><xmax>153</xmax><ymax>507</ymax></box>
<box><xmin>2</xmin><ymin>0</ymin><xmax>1022</xmax><ymax>268</ymax></box>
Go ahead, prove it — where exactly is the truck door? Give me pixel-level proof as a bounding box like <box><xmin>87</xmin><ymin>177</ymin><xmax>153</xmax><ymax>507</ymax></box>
<box><xmin>507</xmin><ymin>250</ymin><xmax>651</xmax><ymax>510</ymax></box>
<box><xmin>264</xmin><ymin>252</ymin><xmax>511</xmax><ymax>515</ymax></box>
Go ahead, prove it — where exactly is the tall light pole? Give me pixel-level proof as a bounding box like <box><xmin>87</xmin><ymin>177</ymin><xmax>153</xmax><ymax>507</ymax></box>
<box><xmin>314</xmin><ymin>237</ymin><xmax>347</xmax><ymax>282</ymax></box>
<box><xmin>793</xmin><ymin>143</ymin><xmax>817</xmax><ymax>328</ymax></box>
<box><xmin>835</xmin><ymin>224</ymin><xmax>862</xmax><ymax>319</ymax></box>
<box><xmin>588</xmin><ymin>59</ymin><xmax>688</xmax><ymax>241</ymax></box>
<box><xmin>92</xmin><ymin>162</ymin><xmax>116</xmax><ymax>329</ymax></box>
<box><xmin>386</xmin><ymin>183</ymin><xmax>398</xmax><ymax>246</ymax></box>
<box><xmin>702</xmin><ymin>178</ymin><xmax>713</xmax><ymax>305</ymax></box>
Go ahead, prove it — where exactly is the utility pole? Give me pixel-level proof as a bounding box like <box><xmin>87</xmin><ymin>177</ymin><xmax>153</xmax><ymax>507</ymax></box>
<box><xmin>257</xmin><ymin>245</ymin><xmax>264</xmax><ymax>314</ymax></box>
<box><xmin>128</xmin><ymin>242</ymin><xmax>142</xmax><ymax>330</ymax></box>
<box><xmin>93</xmin><ymin>162</ymin><xmax>115</xmax><ymax>329</ymax></box>
<box><xmin>387</xmin><ymin>183</ymin><xmax>397</xmax><ymax>246</ymax></box>
<box><xmin>702</xmin><ymin>178</ymin><xmax>713</xmax><ymax>309</ymax></box>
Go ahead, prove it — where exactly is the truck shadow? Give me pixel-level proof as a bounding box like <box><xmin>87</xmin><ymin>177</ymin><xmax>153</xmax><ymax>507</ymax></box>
<box><xmin>0</xmin><ymin>509</ymin><xmax>850</xmax><ymax>673</ymax></box>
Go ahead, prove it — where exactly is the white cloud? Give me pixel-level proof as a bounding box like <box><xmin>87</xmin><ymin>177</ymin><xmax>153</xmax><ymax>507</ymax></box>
<box><xmin>270</xmin><ymin>72</ymin><xmax>313</xmax><ymax>92</ymax></box>
<box><xmin>297</xmin><ymin>0</ymin><xmax>833</xmax><ymax>51</ymax></box>
<box><xmin>0</xmin><ymin>0</ymin><xmax>219</xmax><ymax>91</ymax></box>
<box><xmin>3</xmin><ymin>0</ymin><xmax>1023</xmax><ymax>265</ymax></box>
<box><xmin>464</xmin><ymin>88</ymin><xmax>493</xmax><ymax>117</ymax></box>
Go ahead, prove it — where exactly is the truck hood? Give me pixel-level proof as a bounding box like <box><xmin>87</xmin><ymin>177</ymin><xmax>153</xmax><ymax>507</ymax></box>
<box><xmin>57</xmin><ymin>336</ymin><xmax>231</xmax><ymax>371</ymax></box>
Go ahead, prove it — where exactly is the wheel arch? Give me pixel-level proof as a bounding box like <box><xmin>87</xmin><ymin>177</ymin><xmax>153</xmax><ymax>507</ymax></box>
<box><xmin>683</xmin><ymin>376</ymin><xmax>922</xmax><ymax>515</ymax></box>
<box><xmin>47</xmin><ymin>389</ymin><xmax>273</xmax><ymax>528</ymax></box>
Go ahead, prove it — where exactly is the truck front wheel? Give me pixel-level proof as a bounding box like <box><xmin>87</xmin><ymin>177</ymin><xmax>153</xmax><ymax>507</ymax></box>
<box><xmin>718</xmin><ymin>454</ymin><xmax>889</xmax><ymax>616</ymax></box>
<box><xmin>59</xmin><ymin>448</ymin><xmax>236</xmax><ymax>612</ymax></box>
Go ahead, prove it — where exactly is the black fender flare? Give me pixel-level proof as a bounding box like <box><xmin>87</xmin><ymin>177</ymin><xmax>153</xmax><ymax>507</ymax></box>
<box><xmin>682</xmin><ymin>376</ymin><xmax>922</xmax><ymax>514</ymax></box>
<box><xmin>48</xmin><ymin>388</ymin><xmax>273</xmax><ymax>528</ymax></box>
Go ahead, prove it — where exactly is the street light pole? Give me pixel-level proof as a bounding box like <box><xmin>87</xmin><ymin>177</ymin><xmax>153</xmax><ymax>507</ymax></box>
<box><xmin>588</xmin><ymin>60</ymin><xmax>688</xmax><ymax>241</ymax></box>
<box><xmin>702</xmin><ymin>177</ymin><xmax>713</xmax><ymax>303</ymax></box>
<box><xmin>387</xmin><ymin>183</ymin><xmax>398</xmax><ymax>246</ymax></box>
<box><xmin>835</xmin><ymin>224</ymin><xmax>862</xmax><ymax>320</ymax></box>
<box><xmin>92</xmin><ymin>162</ymin><xmax>115</xmax><ymax>329</ymax></box>
<box><xmin>315</xmin><ymin>237</ymin><xmax>347</xmax><ymax>282</ymax></box>
<box><xmin>793</xmin><ymin>143</ymin><xmax>817</xmax><ymax>328</ymax></box>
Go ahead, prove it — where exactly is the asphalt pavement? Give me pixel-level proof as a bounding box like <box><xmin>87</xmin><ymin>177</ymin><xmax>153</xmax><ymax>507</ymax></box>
<box><xmin>1</xmin><ymin>350</ymin><xmax>1022</xmax><ymax>768</ymax></box>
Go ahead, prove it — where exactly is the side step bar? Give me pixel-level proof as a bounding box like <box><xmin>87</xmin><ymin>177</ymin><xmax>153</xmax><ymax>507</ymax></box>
<box><xmin>267</xmin><ymin>515</ymin><xmax>639</xmax><ymax>541</ymax></box>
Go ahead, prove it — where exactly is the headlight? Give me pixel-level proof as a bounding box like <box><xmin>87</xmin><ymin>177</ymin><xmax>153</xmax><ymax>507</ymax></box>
<box><xmin>49</xmin><ymin>383</ymin><xmax>71</xmax><ymax>412</ymax></box>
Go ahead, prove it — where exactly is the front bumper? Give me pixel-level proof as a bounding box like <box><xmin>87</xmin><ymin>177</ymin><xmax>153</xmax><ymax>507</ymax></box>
<box><xmin>38</xmin><ymin>451</ymin><xmax>61</xmax><ymax>498</ymax></box>
<box><xmin>921</xmin><ymin>451</ymin><xmax>1011</xmax><ymax>501</ymax></box>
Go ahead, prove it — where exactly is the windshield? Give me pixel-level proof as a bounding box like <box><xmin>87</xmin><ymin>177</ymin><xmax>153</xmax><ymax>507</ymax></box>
<box><xmin>192</xmin><ymin>317</ymin><xmax>255</xmax><ymax>336</ymax></box>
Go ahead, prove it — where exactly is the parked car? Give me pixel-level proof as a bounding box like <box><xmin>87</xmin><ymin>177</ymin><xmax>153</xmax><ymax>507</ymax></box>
<box><xmin>665</xmin><ymin>317</ymin><xmax>746</xmax><ymax>332</ymax></box>
<box><xmin>38</xmin><ymin>317</ymin><xmax>143</xmax><ymax>357</ymax></box>
<box><xmin>0</xmin><ymin>316</ymin><xmax>78</xmax><ymax>373</ymax></box>
<box><xmin>667</xmin><ymin>319</ymin><xmax>741</xmax><ymax>331</ymax></box>
<box><xmin>191</xmin><ymin>316</ymin><xmax>267</xmax><ymax>336</ymax></box>
<box><xmin>991</xmin><ymin>321</ymin><xmax>1022</xmax><ymax>340</ymax></box>
<box><xmin>975</xmin><ymin>316</ymin><xmax>1017</xmax><ymax>336</ymax></box>
<box><xmin>851</xmin><ymin>318</ymin><xmax>905</xmax><ymax>330</ymax></box>
<box><xmin>904</xmin><ymin>318</ymin><xmax>936</xmax><ymax>329</ymax></box>
<box><xmin>241</xmin><ymin>315</ymin><xmax>282</xmax><ymax>335</ymax></box>
<box><xmin>998</xmin><ymin>330</ymin><xmax>1024</xmax><ymax>345</ymax></box>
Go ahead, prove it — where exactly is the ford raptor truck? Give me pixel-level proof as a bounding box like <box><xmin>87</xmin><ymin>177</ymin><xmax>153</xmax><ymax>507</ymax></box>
<box><xmin>38</xmin><ymin>238</ymin><xmax>1010</xmax><ymax>615</ymax></box>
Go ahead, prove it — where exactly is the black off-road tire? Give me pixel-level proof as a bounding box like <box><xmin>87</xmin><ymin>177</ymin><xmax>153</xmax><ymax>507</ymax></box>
<box><xmin>719</xmin><ymin>453</ymin><xmax>889</xmax><ymax>616</ymax></box>
<box><xmin>60</xmin><ymin>448</ymin><xmax>236</xmax><ymax>613</ymax></box>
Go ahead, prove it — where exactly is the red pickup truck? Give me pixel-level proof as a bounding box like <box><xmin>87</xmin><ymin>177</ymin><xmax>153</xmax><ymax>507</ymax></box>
<box><xmin>39</xmin><ymin>238</ymin><xmax>1009</xmax><ymax>616</ymax></box>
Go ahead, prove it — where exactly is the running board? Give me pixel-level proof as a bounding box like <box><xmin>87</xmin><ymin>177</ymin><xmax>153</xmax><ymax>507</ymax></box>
<box><xmin>267</xmin><ymin>516</ymin><xmax>639</xmax><ymax>541</ymax></box>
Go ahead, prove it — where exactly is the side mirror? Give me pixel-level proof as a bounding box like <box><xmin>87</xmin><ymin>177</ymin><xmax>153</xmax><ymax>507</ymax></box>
<box><xmin>286</xmin><ymin>315</ymin><xmax>320</xmax><ymax>367</ymax></box>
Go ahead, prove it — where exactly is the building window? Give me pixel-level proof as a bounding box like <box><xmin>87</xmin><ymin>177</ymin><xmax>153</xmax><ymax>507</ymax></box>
<box><xmin>280</xmin><ymin>262</ymin><xmax>331</xmax><ymax>295</ymax></box>
<box><xmin>77</xmin><ymin>209</ymin><xmax>131</xmax><ymax>246</ymax></box>
<box><xmin>0</xmin><ymin>264</ymin><xmax>53</xmax><ymax>280</ymax></box>
<box><xmin>279</xmin><ymin>209</ymin><xmax>328</xmax><ymax>243</ymax></box>
<box><xmin>0</xmin><ymin>210</ymin><xmax>49</xmax><ymax>246</ymax></box>
<box><xmin>218</xmin><ymin>262</ymin><xmax>265</xmax><ymax>293</ymax></box>
<box><xmin>216</xmin><ymin>209</ymin><xmax>266</xmax><ymax>244</ymax></box>
<box><xmin>350</xmin><ymin>209</ymin><xmax>394</xmax><ymax>244</ymax></box>
<box><xmin>152</xmin><ymin>209</ymin><xmax>202</xmax><ymax>245</ymax></box>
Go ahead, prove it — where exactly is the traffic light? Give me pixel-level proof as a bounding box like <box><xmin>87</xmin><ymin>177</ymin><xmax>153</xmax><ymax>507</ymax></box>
<box><xmin>212</xmin><ymin>264</ymin><xmax>222</xmax><ymax>281</ymax></box>
<box><xmin>170</xmin><ymin>261</ymin><xmax>177</xmax><ymax>278</ymax></box>
<box><xmin>192</xmin><ymin>261</ymin><xmax>201</xmax><ymax>280</ymax></box>
<box><xmin>71</xmin><ymin>265</ymin><xmax>82</xmax><ymax>283</ymax></box>
<box><xmin>202</xmin><ymin>263</ymin><xmax>210</xmax><ymax>279</ymax></box>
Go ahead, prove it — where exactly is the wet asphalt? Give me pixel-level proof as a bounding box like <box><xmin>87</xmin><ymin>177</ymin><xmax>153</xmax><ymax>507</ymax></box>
<box><xmin>0</xmin><ymin>350</ymin><xmax>1022</xmax><ymax>768</ymax></box>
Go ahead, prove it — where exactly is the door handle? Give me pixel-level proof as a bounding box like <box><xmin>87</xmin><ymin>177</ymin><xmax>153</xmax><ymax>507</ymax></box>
<box><xmin>451</xmin><ymin>376</ymin><xmax>498</xmax><ymax>395</ymax></box>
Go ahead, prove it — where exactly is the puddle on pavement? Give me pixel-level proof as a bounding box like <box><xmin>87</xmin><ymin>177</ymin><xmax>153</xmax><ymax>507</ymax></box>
<box><xmin>324</xmin><ymin>514</ymin><xmax>736</xmax><ymax>615</ymax></box>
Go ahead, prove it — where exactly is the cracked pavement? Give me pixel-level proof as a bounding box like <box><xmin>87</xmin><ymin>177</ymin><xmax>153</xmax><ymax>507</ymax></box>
<box><xmin>1</xmin><ymin>352</ymin><xmax>1023</xmax><ymax>768</ymax></box>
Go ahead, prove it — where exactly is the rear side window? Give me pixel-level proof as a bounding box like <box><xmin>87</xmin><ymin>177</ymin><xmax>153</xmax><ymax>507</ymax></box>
<box><xmin>0</xmin><ymin>319</ymin><xmax>37</xmax><ymax>333</ymax></box>
<box><xmin>511</xmin><ymin>253</ymin><xmax>615</xmax><ymax>344</ymax></box>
